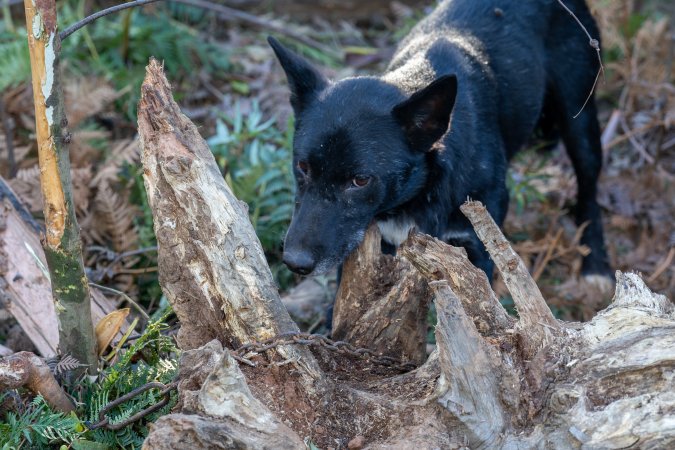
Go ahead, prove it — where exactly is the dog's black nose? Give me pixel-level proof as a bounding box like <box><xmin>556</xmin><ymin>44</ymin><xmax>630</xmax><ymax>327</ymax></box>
<box><xmin>283</xmin><ymin>250</ymin><xmax>315</xmax><ymax>275</ymax></box>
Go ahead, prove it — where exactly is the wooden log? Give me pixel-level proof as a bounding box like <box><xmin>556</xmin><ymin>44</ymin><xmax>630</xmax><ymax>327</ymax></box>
<box><xmin>0</xmin><ymin>351</ymin><xmax>74</xmax><ymax>412</ymax></box>
<box><xmin>137</xmin><ymin>59</ymin><xmax>322</xmax><ymax>384</ymax></box>
<box><xmin>332</xmin><ymin>224</ymin><xmax>429</xmax><ymax>364</ymax></box>
<box><xmin>0</xmin><ymin>178</ymin><xmax>130</xmax><ymax>358</ymax></box>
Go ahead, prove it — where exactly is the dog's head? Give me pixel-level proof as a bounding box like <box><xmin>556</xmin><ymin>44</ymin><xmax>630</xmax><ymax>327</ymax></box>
<box><xmin>268</xmin><ymin>37</ymin><xmax>457</xmax><ymax>275</ymax></box>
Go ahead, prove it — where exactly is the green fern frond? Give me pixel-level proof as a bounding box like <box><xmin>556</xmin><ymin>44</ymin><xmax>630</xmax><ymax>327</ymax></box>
<box><xmin>0</xmin><ymin>395</ymin><xmax>83</xmax><ymax>449</ymax></box>
<box><xmin>80</xmin><ymin>309</ymin><xmax>178</xmax><ymax>449</ymax></box>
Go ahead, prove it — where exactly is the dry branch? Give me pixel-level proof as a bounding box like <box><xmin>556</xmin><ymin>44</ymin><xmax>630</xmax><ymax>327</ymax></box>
<box><xmin>137</xmin><ymin>59</ymin><xmax>322</xmax><ymax>385</ymax></box>
<box><xmin>0</xmin><ymin>351</ymin><xmax>74</xmax><ymax>413</ymax></box>
<box><xmin>22</xmin><ymin>0</ymin><xmax>97</xmax><ymax>371</ymax></box>
<box><xmin>460</xmin><ymin>201</ymin><xmax>560</xmax><ymax>355</ymax></box>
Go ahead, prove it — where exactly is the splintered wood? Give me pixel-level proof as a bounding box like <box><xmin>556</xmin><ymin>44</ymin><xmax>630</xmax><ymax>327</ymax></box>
<box><xmin>332</xmin><ymin>224</ymin><xmax>429</xmax><ymax>364</ymax></box>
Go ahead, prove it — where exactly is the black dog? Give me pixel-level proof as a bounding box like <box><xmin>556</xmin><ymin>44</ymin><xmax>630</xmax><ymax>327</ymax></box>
<box><xmin>269</xmin><ymin>0</ymin><xmax>610</xmax><ymax>282</ymax></box>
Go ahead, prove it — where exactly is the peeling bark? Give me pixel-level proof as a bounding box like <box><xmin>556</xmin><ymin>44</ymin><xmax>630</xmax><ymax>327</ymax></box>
<box><xmin>22</xmin><ymin>0</ymin><xmax>97</xmax><ymax>371</ymax></box>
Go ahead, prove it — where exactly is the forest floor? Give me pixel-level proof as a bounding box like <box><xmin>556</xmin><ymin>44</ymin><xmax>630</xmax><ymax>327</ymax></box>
<box><xmin>0</xmin><ymin>0</ymin><xmax>672</xmax><ymax>347</ymax></box>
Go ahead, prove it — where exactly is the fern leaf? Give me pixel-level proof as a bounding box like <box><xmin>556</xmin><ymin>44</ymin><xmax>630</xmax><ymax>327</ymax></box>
<box><xmin>8</xmin><ymin>165</ymin><xmax>42</xmax><ymax>212</ymax></box>
<box><xmin>92</xmin><ymin>181</ymin><xmax>140</xmax><ymax>254</ymax></box>
<box><xmin>53</xmin><ymin>354</ymin><xmax>86</xmax><ymax>377</ymax></box>
<box><xmin>64</xmin><ymin>78</ymin><xmax>119</xmax><ymax>129</ymax></box>
<box><xmin>90</xmin><ymin>139</ymin><xmax>140</xmax><ymax>189</ymax></box>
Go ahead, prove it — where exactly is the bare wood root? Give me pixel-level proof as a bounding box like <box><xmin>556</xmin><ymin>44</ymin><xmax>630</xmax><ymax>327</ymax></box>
<box><xmin>400</xmin><ymin>231</ymin><xmax>513</xmax><ymax>335</ymax></box>
<box><xmin>332</xmin><ymin>224</ymin><xmax>429</xmax><ymax>364</ymax></box>
<box><xmin>460</xmin><ymin>201</ymin><xmax>560</xmax><ymax>355</ymax></box>
<box><xmin>143</xmin><ymin>340</ymin><xmax>305</xmax><ymax>450</ymax></box>
<box><xmin>543</xmin><ymin>271</ymin><xmax>675</xmax><ymax>449</ymax></box>
<box><xmin>0</xmin><ymin>351</ymin><xmax>74</xmax><ymax>413</ymax></box>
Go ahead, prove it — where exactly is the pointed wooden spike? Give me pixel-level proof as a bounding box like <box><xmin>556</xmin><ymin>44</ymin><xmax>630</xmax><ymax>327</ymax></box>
<box><xmin>460</xmin><ymin>201</ymin><xmax>559</xmax><ymax>354</ymax></box>
<box><xmin>137</xmin><ymin>59</ymin><xmax>323</xmax><ymax>383</ymax></box>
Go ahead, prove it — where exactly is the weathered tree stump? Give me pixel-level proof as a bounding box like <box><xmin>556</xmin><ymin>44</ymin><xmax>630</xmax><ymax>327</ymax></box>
<box><xmin>138</xmin><ymin>59</ymin><xmax>322</xmax><ymax>381</ymax></box>
<box><xmin>333</xmin><ymin>224</ymin><xmax>430</xmax><ymax>364</ymax></box>
<box><xmin>139</xmin><ymin>61</ymin><xmax>675</xmax><ymax>449</ymax></box>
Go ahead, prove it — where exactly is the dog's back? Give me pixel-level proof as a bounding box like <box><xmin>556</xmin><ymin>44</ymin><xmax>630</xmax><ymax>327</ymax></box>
<box><xmin>389</xmin><ymin>0</ymin><xmax>599</xmax><ymax>157</ymax></box>
<box><xmin>379</xmin><ymin>0</ymin><xmax>608</xmax><ymax>277</ymax></box>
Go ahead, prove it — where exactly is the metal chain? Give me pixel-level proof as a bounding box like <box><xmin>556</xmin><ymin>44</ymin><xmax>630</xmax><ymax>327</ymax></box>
<box><xmin>86</xmin><ymin>332</ymin><xmax>416</xmax><ymax>430</ymax></box>
<box><xmin>231</xmin><ymin>332</ymin><xmax>418</xmax><ymax>372</ymax></box>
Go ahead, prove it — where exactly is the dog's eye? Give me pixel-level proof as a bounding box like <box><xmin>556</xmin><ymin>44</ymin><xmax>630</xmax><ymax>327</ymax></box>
<box><xmin>352</xmin><ymin>176</ymin><xmax>371</xmax><ymax>188</ymax></box>
<box><xmin>297</xmin><ymin>161</ymin><xmax>309</xmax><ymax>175</ymax></box>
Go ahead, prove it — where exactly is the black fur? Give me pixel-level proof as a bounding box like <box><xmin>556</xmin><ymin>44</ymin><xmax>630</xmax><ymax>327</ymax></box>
<box><xmin>270</xmin><ymin>0</ymin><xmax>611</xmax><ymax>280</ymax></box>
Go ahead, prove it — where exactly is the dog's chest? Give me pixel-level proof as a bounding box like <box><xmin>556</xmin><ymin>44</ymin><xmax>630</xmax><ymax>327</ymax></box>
<box><xmin>377</xmin><ymin>217</ymin><xmax>416</xmax><ymax>246</ymax></box>
<box><xmin>377</xmin><ymin>216</ymin><xmax>474</xmax><ymax>247</ymax></box>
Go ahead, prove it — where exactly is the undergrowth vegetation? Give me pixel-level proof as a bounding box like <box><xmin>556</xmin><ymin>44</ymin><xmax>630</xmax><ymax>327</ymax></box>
<box><xmin>1</xmin><ymin>0</ymin><xmax>230</xmax><ymax>113</ymax></box>
<box><xmin>1</xmin><ymin>310</ymin><xmax>178</xmax><ymax>449</ymax></box>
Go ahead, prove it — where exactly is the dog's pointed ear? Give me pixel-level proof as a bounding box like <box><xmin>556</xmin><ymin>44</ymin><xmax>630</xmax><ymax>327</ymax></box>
<box><xmin>392</xmin><ymin>74</ymin><xmax>458</xmax><ymax>151</ymax></box>
<box><xmin>268</xmin><ymin>36</ymin><xmax>328</xmax><ymax>114</ymax></box>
